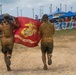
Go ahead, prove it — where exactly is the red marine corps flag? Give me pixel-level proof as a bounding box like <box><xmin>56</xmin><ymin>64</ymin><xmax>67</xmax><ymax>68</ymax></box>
<box><xmin>14</xmin><ymin>17</ymin><xmax>41</xmax><ymax>47</ymax></box>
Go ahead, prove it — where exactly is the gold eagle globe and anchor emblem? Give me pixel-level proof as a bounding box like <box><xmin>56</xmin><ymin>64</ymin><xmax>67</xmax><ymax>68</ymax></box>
<box><xmin>21</xmin><ymin>22</ymin><xmax>37</xmax><ymax>37</ymax></box>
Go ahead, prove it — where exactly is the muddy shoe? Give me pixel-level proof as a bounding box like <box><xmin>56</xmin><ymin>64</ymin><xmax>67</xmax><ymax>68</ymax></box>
<box><xmin>6</xmin><ymin>56</ymin><xmax>11</xmax><ymax>67</ymax></box>
<box><xmin>48</xmin><ymin>56</ymin><xmax>52</xmax><ymax>65</ymax></box>
<box><xmin>7</xmin><ymin>66</ymin><xmax>11</xmax><ymax>71</ymax></box>
<box><xmin>43</xmin><ymin>65</ymin><xmax>48</xmax><ymax>70</ymax></box>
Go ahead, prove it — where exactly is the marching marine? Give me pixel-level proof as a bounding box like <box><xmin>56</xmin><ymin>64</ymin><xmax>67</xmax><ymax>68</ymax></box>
<box><xmin>0</xmin><ymin>13</ymin><xmax>20</xmax><ymax>71</ymax></box>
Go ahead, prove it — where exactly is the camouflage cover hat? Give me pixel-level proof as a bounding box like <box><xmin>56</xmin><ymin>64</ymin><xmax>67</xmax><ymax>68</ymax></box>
<box><xmin>3</xmin><ymin>13</ymin><xmax>10</xmax><ymax>18</ymax></box>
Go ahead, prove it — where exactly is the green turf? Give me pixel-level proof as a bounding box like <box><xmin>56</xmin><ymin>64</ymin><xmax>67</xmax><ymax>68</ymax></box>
<box><xmin>54</xmin><ymin>28</ymin><xmax>76</xmax><ymax>37</ymax></box>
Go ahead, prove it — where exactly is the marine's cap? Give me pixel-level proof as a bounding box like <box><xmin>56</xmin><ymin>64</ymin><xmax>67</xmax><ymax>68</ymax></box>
<box><xmin>3</xmin><ymin>13</ymin><xmax>10</xmax><ymax>19</ymax></box>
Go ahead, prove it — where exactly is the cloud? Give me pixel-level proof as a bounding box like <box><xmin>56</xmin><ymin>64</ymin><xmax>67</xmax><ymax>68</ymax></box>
<box><xmin>0</xmin><ymin>0</ymin><xmax>76</xmax><ymax>18</ymax></box>
<box><xmin>0</xmin><ymin>0</ymin><xmax>19</xmax><ymax>4</ymax></box>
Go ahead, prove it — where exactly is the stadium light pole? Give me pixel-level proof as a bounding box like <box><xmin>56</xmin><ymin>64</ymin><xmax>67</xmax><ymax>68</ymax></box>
<box><xmin>71</xmin><ymin>7</ymin><xmax>73</xmax><ymax>12</ymax></box>
<box><xmin>40</xmin><ymin>6</ymin><xmax>42</xmax><ymax>17</ymax></box>
<box><xmin>32</xmin><ymin>8</ymin><xmax>34</xmax><ymax>18</ymax></box>
<box><xmin>65</xmin><ymin>5</ymin><xmax>67</xmax><ymax>12</ymax></box>
<box><xmin>40</xmin><ymin>6</ymin><xmax>44</xmax><ymax>17</ymax></box>
<box><xmin>17</xmin><ymin>7</ymin><xmax>19</xmax><ymax>17</ymax></box>
<box><xmin>42</xmin><ymin>6</ymin><xmax>44</xmax><ymax>16</ymax></box>
<box><xmin>56</xmin><ymin>7</ymin><xmax>57</xmax><ymax>10</ymax></box>
<box><xmin>20</xmin><ymin>9</ymin><xmax>22</xmax><ymax>16</ymax></box>
<box><xmin>50</xmin><ymin>4</ymin><xmax>52</xmax><ymax>14</ymax></box>
<box><xmin>60</xmin><ymin>3</ymin><xmax>62</xmax><ymax>10</ymax></box>
<box><xmin>0</xmin><ymin>4</ymin><xmax>2</xmax><ymax>15</ymax></box>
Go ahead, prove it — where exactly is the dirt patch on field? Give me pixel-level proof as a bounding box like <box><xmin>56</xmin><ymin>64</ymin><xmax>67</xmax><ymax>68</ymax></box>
<box><xmin>0</xmin><ymin>35</ymin><xmax>76</xmax><ymax>75</ymax></box>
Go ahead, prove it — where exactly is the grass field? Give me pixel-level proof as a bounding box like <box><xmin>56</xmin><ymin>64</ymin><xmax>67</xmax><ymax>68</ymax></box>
<box><xmin>54</xmin><ymin>28</ymin><xmax>76</xmax><ymax>36</ymax></box>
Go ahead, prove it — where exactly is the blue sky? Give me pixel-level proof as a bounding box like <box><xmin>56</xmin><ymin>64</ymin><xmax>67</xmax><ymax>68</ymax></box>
<box><xmin>0</xmin><ymin>0</ymin><xmax>76</xmax><ymax>18</ymax></box>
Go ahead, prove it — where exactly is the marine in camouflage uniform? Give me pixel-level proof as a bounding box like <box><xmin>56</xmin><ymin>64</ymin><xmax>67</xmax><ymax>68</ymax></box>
<box><xmin>39</xmin><ymin>14</ymin><xmax>55</xmax><ymax>70</ymax></box>
<box><xmin>0</xmin><ymin>13</ymin><xmax>20</xmax><ymax>71</ymax></box>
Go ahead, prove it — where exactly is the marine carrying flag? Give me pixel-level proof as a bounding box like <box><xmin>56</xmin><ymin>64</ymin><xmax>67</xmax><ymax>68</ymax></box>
<box><xmin>14</xmin><ymin>17</ymin><xmax>41</xmax><ymax>47</ymax></box>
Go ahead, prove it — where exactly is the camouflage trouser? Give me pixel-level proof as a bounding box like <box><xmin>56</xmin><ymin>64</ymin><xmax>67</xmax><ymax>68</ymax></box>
<box><xmin>0</xmin><ymin>37</ymin><xmax>14</xmax><ymax>54</ymax></box>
